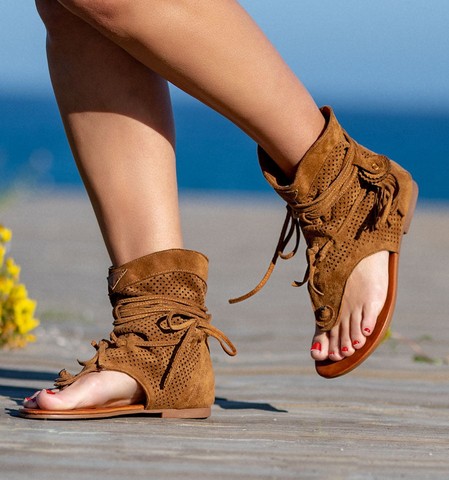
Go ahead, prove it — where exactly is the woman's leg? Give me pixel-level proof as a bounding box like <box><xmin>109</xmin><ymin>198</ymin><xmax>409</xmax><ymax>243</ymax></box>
<box><xmin>39</xmin><ymin>1</ymin><xmax>182</xmax><ymax>268</ymax></box>
<box><xmin>25</xmin><ymin>1</ymin><xmax>183</xmax><ymax>410</ymax></box>
<box><xmin>54</xmin><ymin>0</ymin><xmax>388</xmax><ymax>362</ymax></box>
<box><xmin>56</xmin><ymin>0</ymin><xmax>325</xmax><ymax>179</ymax></box>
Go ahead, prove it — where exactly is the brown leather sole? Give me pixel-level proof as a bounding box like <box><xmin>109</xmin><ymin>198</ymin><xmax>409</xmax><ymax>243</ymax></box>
<box><xmin>315</xmin><ymin>180</ymin><xmax>419</xmax><ymax>378</ymax></box>
<box><xmin>18</xmin><ymin>405</ymin><xmax>211</xmax><ymax>420</ymax></box>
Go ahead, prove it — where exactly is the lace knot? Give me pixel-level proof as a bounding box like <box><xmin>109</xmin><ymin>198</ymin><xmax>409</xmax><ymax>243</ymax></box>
<box><xmin>113</xmin><ymin>295</ymin><xmax>236</xmax><ymax>388</ymax></box>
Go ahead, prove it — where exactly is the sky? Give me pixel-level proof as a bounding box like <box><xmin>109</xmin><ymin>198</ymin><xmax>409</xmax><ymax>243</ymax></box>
<box><xmin>1</xmin><ymin>0</ymin><xmax>448</xmax><ymax>111</ymax></box>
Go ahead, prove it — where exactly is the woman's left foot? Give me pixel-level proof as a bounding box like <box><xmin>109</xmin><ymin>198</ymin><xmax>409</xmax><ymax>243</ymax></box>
<box><xmin>310</xmin><ymin>250</ymin><xmax>389</xmax><ymax>361</ymax></box>
<box><xmin>252</xmin><ymin>106</ymin><xmax>417</xmax><ymax>377</ymax></box>
<box><xmin>23</xmin><ymin>370</ymin><xmax>145</xmax><ymax>410</ymax></box>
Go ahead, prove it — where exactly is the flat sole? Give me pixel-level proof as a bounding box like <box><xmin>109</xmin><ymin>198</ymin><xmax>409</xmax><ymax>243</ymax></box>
<box><xmin>18</xmin><ymin>405</ymin><xmax>211</xmax><ymax>420</ymax></box>
<box><xmin>315</xmin><ymin>180</ymin><xmax>418</xmax><ymax>378</ymax></box>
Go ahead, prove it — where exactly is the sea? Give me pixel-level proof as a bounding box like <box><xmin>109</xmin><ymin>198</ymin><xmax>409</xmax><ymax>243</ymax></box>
<box><xmin>0</xmin><ymin>95</ymin><xmax>448</xmax><ymax>201</ymax></box>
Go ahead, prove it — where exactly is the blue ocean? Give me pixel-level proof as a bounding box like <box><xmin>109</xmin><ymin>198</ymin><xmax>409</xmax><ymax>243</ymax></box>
<box><xmin>0</xmin><ymin>95</ymin><xmax>448</xmax><ymax>200</ymax></box>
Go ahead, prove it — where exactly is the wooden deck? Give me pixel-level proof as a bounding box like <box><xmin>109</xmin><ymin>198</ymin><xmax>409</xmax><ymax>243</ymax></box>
<box><xmin>1</xmin><ymin>192</ymin><xmax>449</xmax><ymax>479</ymax></box>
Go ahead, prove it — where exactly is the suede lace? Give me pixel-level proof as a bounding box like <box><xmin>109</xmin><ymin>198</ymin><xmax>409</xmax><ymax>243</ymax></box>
<box><xmin>56</xmin><ymin>295</ymin><xmax>236</xmax><ymax>389</ymax></box>
<box><xmin>229</xmin><ymin>205</ymin><xmax>300</xmax><ymax>304</ymax></box>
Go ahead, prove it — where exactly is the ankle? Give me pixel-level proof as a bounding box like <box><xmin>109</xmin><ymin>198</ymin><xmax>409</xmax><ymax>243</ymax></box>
<box><xmin>261</xmin><ymin>108</ymin><xmax>326</xmax><ymax>183</ymax></box>
<box><xmin>109</xmin><ymin>237</ymin><xmax>184</xmax><ymax>267</ymax></box>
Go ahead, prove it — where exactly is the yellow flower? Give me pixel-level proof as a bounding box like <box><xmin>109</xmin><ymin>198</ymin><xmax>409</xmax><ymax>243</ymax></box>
<box><xmin>0</xmin><ymin>277</ymin><xmax>14</xmax><ymax>298</ymax></box>
<box><xmin>0</xmin><ymin>225</ymin><xmax>39</xmax><ymax>348</ymax></box>
<box><xmin>5</xmin><ymin>258</ymin><xmax>20</xmax><ymax>280</ymax></box>
<box><xmin>13</xmin><ymin>298</ymin><xmax>38</xmax><ymax>335</ymax></box>
<box><xmin>8</xmin><ymin>284</ymin><xmax>27</xmax><ymax>303</ymax></box>
<box><xmin>0</xmin><ymin>226</ymin><xmax>12</xmax><ymax>244</ymax></box>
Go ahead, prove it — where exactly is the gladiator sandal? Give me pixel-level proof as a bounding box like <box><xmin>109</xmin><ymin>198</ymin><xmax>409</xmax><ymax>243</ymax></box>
<box><xmin>230</xmin><ymin>106</ymin><xmax>418</xmax><ymax>378</ymax></box>
<box><xmin>20</xmin><ymin>249</ymin><xmax>236</xmax><ymax>419</ymax></box>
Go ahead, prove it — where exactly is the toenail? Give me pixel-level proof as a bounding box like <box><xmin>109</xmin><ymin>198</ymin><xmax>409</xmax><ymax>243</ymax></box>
<box><xmin>311</xmin><ymin>342</ymin><xmax>322</xmax><ymax>351</ymax></box>
<box><xmin>342</xmin><ymin>346</ymin><xmax>349</xmax><ymax>352</ymax></box>
<box><xmin>329</xmin><ymin>351</ymin><xmax>335</xmax><ymax>355</ymax></box>
<box><xmin>45</xmin><ymin>389</ymin><xmax>56</xmax><ymax>395</ymax></box>
<box><xmin>364</xmin><ymin>328</ymin><xmax>371</xmax><ymax>333</ymax></box>
<box><xmin>353</xmin><ymin>340</ymin><xmax>360</xmax><ymax>346</ymax></box>
<box><xmin>24</xmin><ymin>397</ymin><xmax>31</xmax><ymax>402</ymax></box>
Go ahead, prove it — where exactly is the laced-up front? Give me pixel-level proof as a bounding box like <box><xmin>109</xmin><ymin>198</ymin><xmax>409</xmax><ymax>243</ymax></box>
<box><xmin>57</xmin><ymin>295</ymin><xmax>236</xmax><ymax>396</ymax></box>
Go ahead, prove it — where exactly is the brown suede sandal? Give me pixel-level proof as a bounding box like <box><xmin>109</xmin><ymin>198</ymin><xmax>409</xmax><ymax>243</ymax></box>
<box><xmin>20</xmin><ymin>249</ymin><xmax>236</xmax><ymax>420</ymax></box>
<box><xmin>230</xmin><ymin>106</ymin><xmax>418</xmax><ymax>378</ymax></box>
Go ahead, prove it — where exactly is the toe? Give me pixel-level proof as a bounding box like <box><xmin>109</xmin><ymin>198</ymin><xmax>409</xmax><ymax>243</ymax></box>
<box><xmin>23</xmin><ymin>389</ymin><xmax>50</xmax><ymax>409</ymax></box>
<box><xmin>34</xmin><ymin>388</ymin><xmax>67</xmax><ymax>411</ymax></box>
<box><xmin>328</xmin><ymin>328</ymin><xmax>344</xmax><ymax>361</ymax></box>
<box><xmin>340</xmin><ymin>343</ymin><xmax>355</xmax><ymax>357</ymax></box>
<box><xmin>339</xmin><ymin>328</ymin><xmax>355</xmax><ymax>357</ymax></box>
<box><xmin>361</xmin><ymin>307</ymin><xmax>379</xmax><ymax>337</ymax></box>
<box><xmin>350</xmin><ymin>309</ymin><xmax>366</xmax><ymax>350</ymax></box>
<box><xmin>310</xmin><ymin>330</ymin><xmax>329</xmax><ymax>361</ymax></box>
<box><xmin>23</xmin><ymin>389</ymin><xmax>43</xmax><ymax>408</ymax></box>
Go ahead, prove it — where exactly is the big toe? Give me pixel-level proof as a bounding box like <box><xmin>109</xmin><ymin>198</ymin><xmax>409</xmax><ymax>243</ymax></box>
<box><xmin>34</xmin><ymin>389</ymin><xmax>69</xmax><ymax>410</ymax></box>
<box><xmin>22</xmin><ymin>388</ymin><xmax>67</xmax><ymax>410</ymax></box>
<box><xmin>310</xmin><ymin>330</ymin><xmax>330</xmax><ymax>361</ymax></box>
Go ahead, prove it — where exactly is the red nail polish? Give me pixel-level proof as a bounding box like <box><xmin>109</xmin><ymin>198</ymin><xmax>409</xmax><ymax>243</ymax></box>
<box><xmin>46</xmin><ymin>389</ymin><xmax>56</xmax><ymax>395</ymax></box>
<box><xmin>342</xmin><ymin>346</ymin><xmax>349</xmax><ymax>352</ymax></box>
<box><xmin>364</xmin><ymin>328</ymin><xmax>371</xmax><ymax>334</ymax></box>
<box><xmin>353</xmin><ymin>340</ymin><xmax>360</xmax><ymax>346</ymax></box>
<box><xmin>329</xmin><ymin>351</ymin><xmax>335</xmax><ymax>356</ymax></box>
<box><xmin>24</xmin><ymin>397</ymin><xmax>31</xmax><ymax>402</ymax></box>
<box><xmin>311</xmin><ymin>342</ymin><xmax>322</xmax><ymax>351</ymax></box>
